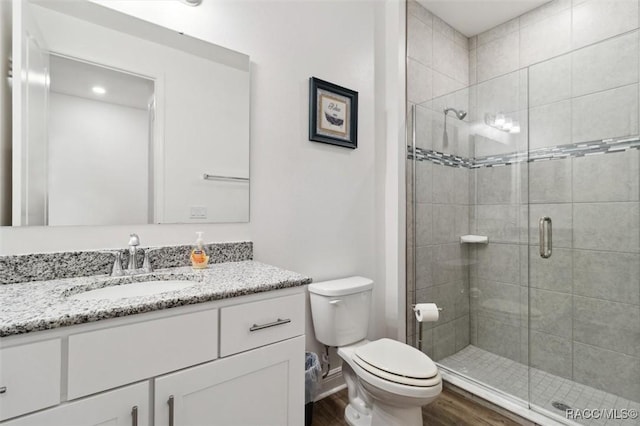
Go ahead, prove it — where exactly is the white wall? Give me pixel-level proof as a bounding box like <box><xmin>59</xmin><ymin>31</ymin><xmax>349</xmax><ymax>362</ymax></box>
<box><xmin>0</xmin><ymin>0</ymin><xmax>407</xmax><ymax>379</ymax></box>
<box><xmin>48</xmin><ymin>93</ymin><xmax>149</xmax><ymax>226</ymax></box>
<box><xmin>0</xmin><ymin>1</ymin><xmax>11</xmax><ymax>226</ymax></box>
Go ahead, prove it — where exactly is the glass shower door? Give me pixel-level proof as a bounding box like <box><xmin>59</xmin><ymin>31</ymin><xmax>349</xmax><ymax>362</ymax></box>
<box><xmin>526</xmin><ymin>40</ymin><xmax>640</xmax><ymax>420</ymax></box>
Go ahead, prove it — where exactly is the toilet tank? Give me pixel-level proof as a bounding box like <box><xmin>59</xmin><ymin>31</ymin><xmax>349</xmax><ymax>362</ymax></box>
<box><xmin>308</xmin><ymin>276</ymin><xmax>373</xmax><ymax>347</ymax></box>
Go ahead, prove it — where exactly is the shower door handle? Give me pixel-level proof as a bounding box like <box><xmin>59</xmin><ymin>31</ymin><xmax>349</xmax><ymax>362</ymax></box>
<box><xmin>539</xmin><ymin>217</ymin><xmax>552</xmax><ymax>259</ymax></box>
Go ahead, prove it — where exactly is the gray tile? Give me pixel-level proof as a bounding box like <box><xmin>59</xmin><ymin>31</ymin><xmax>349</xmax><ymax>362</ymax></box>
<box><xmin>433</xmin><ymin>321</ymin><xmax>457</xmax><ymax>361</ymax></box>
<box><xmin>453</xmin><ymin>30</ymin><xmax>468</xmax><ymax>50</ymax></box>
<box><xmin>407</xmin><ymin>14</ymin><xmax>433</xmax><ymax>67</ymax></box>
<box><xmin>433</xmin><ymin>204</ymin><xmax>456</xmax><ymax>244</ymax></box>
<box><xmin>469</xmin><ymin>309</ymin><xmax>478</xmax><ymax>345</ymax></box>
<box><xmin>572</xmin><ymin>150</ymin><xmax>640</xmax><ymax>203</ymax></box>
<box><xmin>477</xmin><ymin>314</ymin><xmax>523</xmax><ymax>362</ymax></box>
<box><xmin>477</xmin><ymin>32</ymin><xmax>519</xmax><ymax>83</ymax></box>
<box><xmin>407</xmin><ymin>0</ymin><xmax>433</xmax><ymax>26</ymax></box>
<box><xmin>528</xmin><ymin>158</ymin><xmax>572</xmax><ymax>204</ymax></box>
<box><xmin>418</xmin><ymin>326</ymin><xmax>434</xmax><ymax>358</ymax></box>
<box><xmin>574</xmin><ymin>296</ymin><xmax>640</xmax><ymax>357</ymax></box>
<box><xmin>469</xmin><ymin>48</ymin><xmax>477</xmax><ymax>85</ymax></box>
<box><xmin>573</xmin><ymin>342</ymin><xmax>640</xmax><ymax>401</ymax></box>
<box><xmin>477</xmin><ymin>17</ymin><xmax>519</xmax><ymax>46</ymax></box>
<box><xmin>432</xmin><ymin>70</ymin><xmax>466</xmax><ymax>100</ymax></box>
<box><xmin>572</xmin><ymin>31</ymin><xmax>639</xmax><ymax>98</ymax></box>
<box><xmin>474</xmin><ymin>204</ymin><xmax>519</xmax><ymax>243</ymax></box>
<box><xmin>407</xmin><ymin>58</ymin><xmax>433</xmax><ymax>104</ymax></box>
<box><xmin>433</xmin><ymin>31</ymin><xmax>469</xmax><ymax>85</ymax></box>
<box><xmin>474</xmin><ymin>243</ymin><xmax>520</xmax><ymax>283</ymax></box>
<box><xmin>519</xmin><ymin>9</ymin><xmax>571</xmax><ymax>67</ymax></box>
<box><xmin>528</xmin><ymin>247</ymin><xmax>572</xmax><ymax>293</ymax></box>
<box><xmin>527</xmin><ymin>203</ymin><xmax>573</xmax><ymax>248</ymax></box>
<box><xmin>477</xmin><ymin>166</ymin><xmax>521</xmax><ymax>204</ymax></box>
<box><xmin>454</xmin><ymin>205</ymin><xmax>470</xmax><ymax>239</ymax></box>
<box><xmin>530</xmin><ymin>331</ymin><xmax>572</xmax><ymax>379</ymax></box>
<box><xmin>454</xmin><ymin>167</ymin><xmax>470</xmax><ymax>205</ymax></box>
<box><xmin>474</xmin><ymin>279</ymin><xmax>522</xmax><ymax>327</ymax></box>
<box><xmin>414</xmin><ymin>102</ymin><xmax>434</xmax><ymax>151</ymax></box>
<box><xmin>415</xmin><ymin>202</ymin><xmax>433</xmax><ymax>247</ymax></box>
<box><xmin>433</xmin><ymin>243</ymin><xmax>469</xmax><ymax>285</ymax></box>
<box><xmin>415</xmin><ymin>245</ymin><xmax>433</xmax><ymax>290</ymax></box>
<box><xmin>572</xmin><ymin>84</ymin><xmax>639</xmax><ymax>144</ymax></box>
<box><xmin>573</xmin><ymin>250</ymin><xmax>640</xmax><ymax>305</ymax></box>
<box><xmin>453</xmin><ymin>279</ymin><xmax>470</xmax><ymax>318</ymax></box>
<box><xmin>573</xmin><ymin>202</ymin><xmax>640</xmax><ymax>252</ymax></box>
<box><xmin>529</xmin><ymin>54</ymin><xmax>572</xmax><ymax>107</ymax></box>
<box><xmin>432</xmin><ymin>164</ymin><xmax>455</xmax><ymax>204</ymax></box>
<box><xmin>572</xmin><ymin>0</ymin><xmax>639</xmax><ymax>50</ymax></box>
<box><xmin>433</xmin><ymin>15</ymin><xmax>455</xmax><ymax>40</ymax></box>
<box><xmin>476</xmin><ymin>71</ymin><xmax>523</xmax><ymax>116</ymax></box>
<box><xmin>433</xmin><ymin>282</ymin><xmax>456</xmax><ymax>324</ymax></box>
<box><xmin>455</xmin><ymin>315</ymin><xmax>470</xmax><ymax>351</ymax></box>
<box><xmin>529</xmin><ymin>100</ymin><xmax>572</xmax><ymax>150</ymax></box>
<box><xmin>415</xmin><ymin>160</ymin><xmax>433</xmax><ymax>204</ymax></box>
<box><xmin>530</xmin><ymin>288</ymin><xmax>572</xmax><ymax>339</ymax></box>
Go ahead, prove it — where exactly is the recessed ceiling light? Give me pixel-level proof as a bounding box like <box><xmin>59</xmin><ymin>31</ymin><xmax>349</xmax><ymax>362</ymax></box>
<box><xmin>92</xmin><ymin>86</ymin><xmax>106</xmax><ymax>95</ymax></box>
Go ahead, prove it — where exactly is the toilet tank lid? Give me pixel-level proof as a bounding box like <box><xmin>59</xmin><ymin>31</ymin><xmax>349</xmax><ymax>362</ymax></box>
<box><xmin>308</xmin><ymin>276</ymin><xmax>373</xmax><ymax>297</ymax></box>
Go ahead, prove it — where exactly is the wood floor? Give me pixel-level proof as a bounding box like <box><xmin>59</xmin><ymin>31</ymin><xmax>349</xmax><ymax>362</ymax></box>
<box><xmin>312</xmin><ymin>387</ymin><xmax>522</xmax><ymax>426</ymax></box>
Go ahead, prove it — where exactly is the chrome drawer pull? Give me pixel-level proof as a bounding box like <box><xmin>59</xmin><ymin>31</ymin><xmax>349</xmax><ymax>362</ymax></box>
<box><xmin>131</xmin><ymin>405</ymin><xmax>138</xmax><ymax>426</ymax></box>
<box><xmin>250</xmin><ymin>318</ymin><xmax>291</xmax><ymax>332</ymax></box>
<box><xmin>0</xmin><ymin>386</ymin><xmax>6</xmax><ymax>394</ymax></box>
<box><xmin>168</xmin><ymin>395</ymin><xmax>175</xmax><ymax>426</ymax></box>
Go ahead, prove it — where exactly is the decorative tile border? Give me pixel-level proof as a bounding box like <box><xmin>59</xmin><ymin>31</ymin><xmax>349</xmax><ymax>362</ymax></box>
<box><xmin>0</xmin><ymin>241</ymin><xmax>253</xmax><ymax>285</ymax></box>
<box><xmin>409</xmin><ymin>136</ymin><xmax>640</xmax><ymax>169</ymax></box>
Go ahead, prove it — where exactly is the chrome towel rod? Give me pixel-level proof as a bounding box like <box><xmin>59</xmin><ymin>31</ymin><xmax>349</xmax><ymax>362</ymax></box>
<box><xmin>202</xmin><ymin>173</ymin><xmax>249</xmax><ymax>182</ymax></box>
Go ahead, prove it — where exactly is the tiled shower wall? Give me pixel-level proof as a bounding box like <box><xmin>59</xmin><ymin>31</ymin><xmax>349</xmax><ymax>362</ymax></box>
<box><xmin>408</xmin><ymin>0</ymin><xmax>640</xmax><ymax>402</ymax></box>
<box><xmin>469</xmin><ymin>0</ymin><xmax>640</xmax><ymax>401</ymax></box>
<box><xmin>406</xmin><ymin>1</ymin><xmax>472</xmax><ymax>361</ymax></box>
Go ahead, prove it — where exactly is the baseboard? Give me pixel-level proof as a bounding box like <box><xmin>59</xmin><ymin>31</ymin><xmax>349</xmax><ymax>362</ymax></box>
<box><xmin>315</xmin><ymin>367</ymin><xmax>345</xmax><ymax>401</ymax></box>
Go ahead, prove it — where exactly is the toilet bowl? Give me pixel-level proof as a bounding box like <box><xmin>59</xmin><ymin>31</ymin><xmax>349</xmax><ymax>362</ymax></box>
<box><xmin>308</xmin><ymin>277</ymin><xmax>442</xmax><ymax>426</ymax></box>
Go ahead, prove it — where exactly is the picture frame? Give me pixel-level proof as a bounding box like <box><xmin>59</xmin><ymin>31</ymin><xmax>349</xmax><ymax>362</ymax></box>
<box><xmin>308</xmin><ymin>77</ymin><xmax>358</xmax><ymax>149</ymax></box>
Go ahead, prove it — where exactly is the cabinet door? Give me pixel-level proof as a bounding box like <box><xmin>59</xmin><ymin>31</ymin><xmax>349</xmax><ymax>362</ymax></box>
<box><xmin>155</xmin><ymin>336</ymin><xmax>304</xmax><ymax>426</ymax></box>
<box><xmin>2</xmin><ymin>382</ymin><xmax>149</xmax><ymax>426</ymax></box>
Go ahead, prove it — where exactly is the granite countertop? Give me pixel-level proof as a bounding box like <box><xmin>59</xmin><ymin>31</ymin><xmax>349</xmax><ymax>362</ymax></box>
<box><xmin>0</xmin><ymin>261</ymin><xmax>312</xmax><ymax>338</ymax></box>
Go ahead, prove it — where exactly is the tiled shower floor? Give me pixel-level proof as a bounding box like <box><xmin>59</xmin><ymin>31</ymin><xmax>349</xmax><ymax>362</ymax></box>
<box><xmin>439</xmin><ymin>345</ymin><xmax>640</xmax><ymax>425</ymax></box>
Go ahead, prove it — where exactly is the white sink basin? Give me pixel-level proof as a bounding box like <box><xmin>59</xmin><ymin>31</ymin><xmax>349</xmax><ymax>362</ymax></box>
<box><xmin>70</xmin><ymin>280</ymin><xmax>196</xmax><ymax>301</ymax></box>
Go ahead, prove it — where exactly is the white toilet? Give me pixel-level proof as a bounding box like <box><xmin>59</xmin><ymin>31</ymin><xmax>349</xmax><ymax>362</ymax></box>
<box><xmin>308</xmin><ymin>276</ymin><xmax>442</xmax><ymax>426</ymax></box>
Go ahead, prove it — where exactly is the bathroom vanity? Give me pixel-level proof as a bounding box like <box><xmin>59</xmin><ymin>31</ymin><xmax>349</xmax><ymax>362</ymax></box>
<box><xmin>0</xmin><ymin>260</ymin><xmax>310</xmax><ymax>426</ymax></box>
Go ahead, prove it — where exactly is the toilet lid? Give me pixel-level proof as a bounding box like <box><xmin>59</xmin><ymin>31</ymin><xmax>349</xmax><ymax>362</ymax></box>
<box><xmin>354</xmin><ymin>338</ymin><xmax>438</xmax><ymax>380</ymax></box>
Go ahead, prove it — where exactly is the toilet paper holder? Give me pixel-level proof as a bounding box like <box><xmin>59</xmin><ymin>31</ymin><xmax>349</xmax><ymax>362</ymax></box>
<box><xmin>412</xmin><ymin>304</ymin><xmax>442</xmax><ymax>352</ymax></box>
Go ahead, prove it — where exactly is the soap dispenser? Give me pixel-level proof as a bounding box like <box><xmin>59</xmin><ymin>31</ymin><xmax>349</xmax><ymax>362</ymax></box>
<box><xmin>190</xmin><ymin>231</ymin><xmax>210</xmax><ymax>269</ymax></box>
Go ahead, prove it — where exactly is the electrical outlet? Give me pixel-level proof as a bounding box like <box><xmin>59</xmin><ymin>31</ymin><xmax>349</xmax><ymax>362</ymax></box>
<box><xmin>190</xmin><ymin>206</ymin><xmax>207</xmax><ymax>219</ymax></box>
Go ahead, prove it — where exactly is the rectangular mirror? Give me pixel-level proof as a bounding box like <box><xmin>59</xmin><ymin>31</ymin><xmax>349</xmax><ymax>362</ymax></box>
<box><xmin>8</xmin><ymin>0</ymin><xmax>250</xmax><ymax>226</ymax></box>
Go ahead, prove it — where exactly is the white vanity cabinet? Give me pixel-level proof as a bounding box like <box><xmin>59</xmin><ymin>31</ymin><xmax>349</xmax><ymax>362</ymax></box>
<box><xmin>3</xmin><ymin>382</ymin><xmax>150</xmax><ymax>426</ymax></box>
<box><xmin>155</xmin><ymin>336</ymin><xmax>304</xmax><ymax>426</ymax></box>
<box><xmin>0</xmin><ymin>288</ymin><xmax>305</xmax><ymax>426</ymax></box>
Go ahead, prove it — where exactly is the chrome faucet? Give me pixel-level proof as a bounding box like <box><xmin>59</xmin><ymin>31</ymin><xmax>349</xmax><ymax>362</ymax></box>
<box><xmin>128</xmin><ymin>233</ymin><xmax>140</xmax><ymax>271</ymax></box>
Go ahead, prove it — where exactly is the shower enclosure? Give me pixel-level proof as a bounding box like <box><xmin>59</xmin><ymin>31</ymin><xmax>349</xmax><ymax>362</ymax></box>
<box><xmin>407</xmin><ymin>2</ymin><xmax>640</xmax><ymax>423</ymax></box>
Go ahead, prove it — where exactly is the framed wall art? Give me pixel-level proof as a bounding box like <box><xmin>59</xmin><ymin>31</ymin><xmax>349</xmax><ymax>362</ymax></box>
<box><xmin>308</xmin><ymin>77</ymin><xmax>358</xmax><ymax>149</ymax></box>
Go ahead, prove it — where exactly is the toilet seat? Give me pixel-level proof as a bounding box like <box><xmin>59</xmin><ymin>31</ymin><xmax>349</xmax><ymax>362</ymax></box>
<box><xmin>352</xmin><ymin>339</ymin><xmax>440</xmax><ymax>388</ymax></box>
<box><xmin>339</xmin><ymin>339</ymin><xmax>442</xmax><ymax>400</ymax></box>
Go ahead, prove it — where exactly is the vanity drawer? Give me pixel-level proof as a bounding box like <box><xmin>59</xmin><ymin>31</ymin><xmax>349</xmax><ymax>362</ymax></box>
<box><xmin>220</xmin><ymin>293</ymin><xmax>304</xmax><ymax>357</ymax></box>
<box><xmin>67</xmin><ymin>309</ymin><xmax>218</xmax><ymax>400</ymax></box>
<box><xmin>0</xmin><ymin>339</ymin><xmax>62</xmax><ymax>421</ymax></box>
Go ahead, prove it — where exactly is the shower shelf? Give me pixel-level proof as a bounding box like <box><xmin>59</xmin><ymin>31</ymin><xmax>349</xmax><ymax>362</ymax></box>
<box><xmin>460</xmin><ymin>235</ymin><xmax>489</xmax><ymax>244</ymax></box>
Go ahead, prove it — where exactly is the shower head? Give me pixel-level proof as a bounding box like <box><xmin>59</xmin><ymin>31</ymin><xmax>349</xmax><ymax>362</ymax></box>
<box><xmin>444</xmin><ymin>107</ymin><xmax>467</xmax><ymax>120</ymax></box>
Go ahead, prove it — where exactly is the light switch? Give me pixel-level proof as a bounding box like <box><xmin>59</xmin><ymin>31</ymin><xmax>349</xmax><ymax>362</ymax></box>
<box><xmin>190</xmin><ymin>206</ymin><xmax>207</xmax><ymax>219</ymax></box>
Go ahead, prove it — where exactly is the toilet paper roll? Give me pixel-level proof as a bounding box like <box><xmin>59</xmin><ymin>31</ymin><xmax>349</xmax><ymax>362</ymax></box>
<box><xmin>414</xmin><ymin>303</ymin><xmax>439</xmax><ymax>322</ymax></box>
